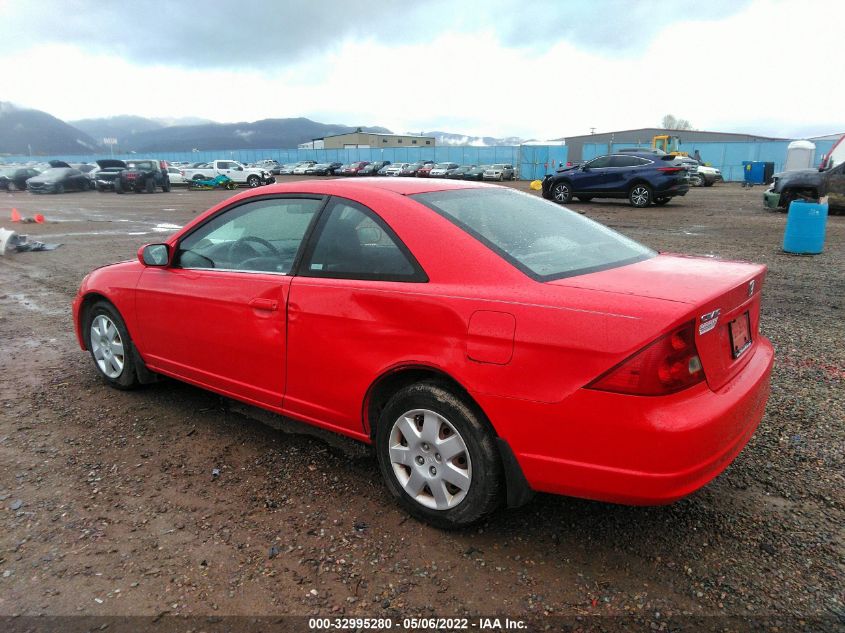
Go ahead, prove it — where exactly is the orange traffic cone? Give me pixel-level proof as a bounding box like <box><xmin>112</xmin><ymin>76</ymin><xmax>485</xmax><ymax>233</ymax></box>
<box><xmin>10</xmin><ymin>208</ymin><xmax>21</xmax><ymax>222</ymax></box>
<box><xmin>34</xmin><ymin>213</ymin><xmax>45</xmax><ymax>224</ymax></box>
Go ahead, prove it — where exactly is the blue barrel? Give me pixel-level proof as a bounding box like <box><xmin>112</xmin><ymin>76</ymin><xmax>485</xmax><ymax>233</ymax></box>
<box><xmin>783</xmin><ymin>201</ymin><xmax>828</xmax><ymax>254</ymax></box>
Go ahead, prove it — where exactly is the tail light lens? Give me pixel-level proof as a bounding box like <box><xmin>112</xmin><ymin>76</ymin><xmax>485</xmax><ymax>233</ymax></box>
<box><xmin>657</xmin><ymin>167</ymin><xmax>684</xmax><ymax>174</ymax></box>
<box><xmin>588</xmin><ymin>321</ymin><xmax>704</xmax><ymax>396</ymax></box>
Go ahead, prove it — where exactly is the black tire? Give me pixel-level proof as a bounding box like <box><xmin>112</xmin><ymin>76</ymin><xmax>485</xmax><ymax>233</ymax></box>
<box><xmin>55</xmin><ymin>184</ymin><xmax>65</xmax><ymax>194</ymax></box>
<box><xmin>145</xmin><ymin>178</ymin><xmax>156</xmax><ymax>193</ymax></box>
<box><xmin>115</xmin><ymin>181</ymin><xmax>124</xmax><ymax>194</ymax></box>
<box><xmin>375</xmin><ymin>382</ymin><xmax>502</xmax><ymax>529</ymax></box>
<box><xmin>703</xmin><ymin>180</ymin><xmax>714</xmax><ymax>187</ymax></box>
<box><xmin>577</xmin><ymin>196</ymin><xmax>593</xmax><ymax>202</ymax></box>
<box><xmin>247</xmin><ymin>175</ymin><xmax>260</xmax><ymax>188</ymax></box>
<box><xmin>629</xmin><ymin>183</ymin><xmax>653</xmax><ymax>207</ymax></box>
<box><xmin>96</xmin><ymin>184</ymin><xmax>104</xmax><ymax>192</ymax></box>
<box><xmin>693</xmin><ymin>174</ymin><xmax>705</xmax><ymax>187</ymax></box>
<box><xmin>83</xmin><ymin>301</ymin><xmax>140</xmax><ymax>390</ymax></box>
<box><xmin>654</xmin><ymin>196</ymin><xmax>670</xmax><ymax>206</ymax></box>
<box><xmin>551</xmin><ymin>180</ymin><xmax>573</xmax><ymax>204</ymax></box>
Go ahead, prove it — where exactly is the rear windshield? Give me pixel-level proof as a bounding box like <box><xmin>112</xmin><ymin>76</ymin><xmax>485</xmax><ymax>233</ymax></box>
<box><xmin>412</xmin><ymin>188</ymin><xmax>655</xmax><ymax>280</ymax></box>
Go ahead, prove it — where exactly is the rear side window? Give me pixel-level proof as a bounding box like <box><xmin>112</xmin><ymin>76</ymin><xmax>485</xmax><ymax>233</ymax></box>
<box><xmin>413</xmin><ymin>188</ymin><xmax>655</xmax><ymax>281</ymax></box>
<box><xmin>300</xmin><ymin>199</ymin><xmax>427</xmax><ymax>282</ymax></box>
<box><xmin>610</xmin><ymin>155</ymin><xmax>650</xmax><ymax>167</ymax></box>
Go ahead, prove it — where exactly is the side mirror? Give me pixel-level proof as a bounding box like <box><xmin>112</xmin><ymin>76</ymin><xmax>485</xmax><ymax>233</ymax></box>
<box><xmin>581</xmin><ymin>165</ymin><xmax>589</xmax><ymax>171</ymax></box>
<box><xmin>138</xmin><ymin>243</ymin><xmax>170</xmax><ymax>267</ymax></box>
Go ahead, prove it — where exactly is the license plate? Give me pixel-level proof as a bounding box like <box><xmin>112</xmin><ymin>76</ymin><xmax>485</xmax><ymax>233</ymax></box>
<box><xmin>729</xmin><ymin>312</ymin><xmax>752</xmax><ymax>358</ymax></box>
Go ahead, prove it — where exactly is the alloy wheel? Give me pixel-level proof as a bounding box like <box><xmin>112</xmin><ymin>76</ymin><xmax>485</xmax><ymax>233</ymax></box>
<box><xmin>553</xmin><ymin>183</ymin><xmax>570</xmax><ymax>202</ymax></box>
<box><xmin>631</xmin><ymin>186</ymin><xmax>651</xmax><ymax>207</ymax></box>
<box><xmin>90</xmin><ymin>314</ymin><xmax>125</xmax><ymax>379</ymax></box>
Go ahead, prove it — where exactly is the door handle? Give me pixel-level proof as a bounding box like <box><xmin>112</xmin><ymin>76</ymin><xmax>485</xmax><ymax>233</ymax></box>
<box><xmin>249</xmin><ymin>298</ymin><xmax>279</xmax><ymax>311</ymax></box>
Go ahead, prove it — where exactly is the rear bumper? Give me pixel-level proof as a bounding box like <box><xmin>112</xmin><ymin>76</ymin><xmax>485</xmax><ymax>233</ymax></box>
<box><xmin>477</xmin><ymin>337</ymin><xmax>774</xmax><ymax>505</ymax></box>
<box><xmin>661</xmin><ymin>182</ymin><xmax>690</xmax><ymax>197</ymax></box>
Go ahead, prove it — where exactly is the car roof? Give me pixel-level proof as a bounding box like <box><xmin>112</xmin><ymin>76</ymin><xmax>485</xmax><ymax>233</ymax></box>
<box><xmin>229</xmin><ymin>176</ymin><xmax>497</xmax><ymax>198</ymax></box>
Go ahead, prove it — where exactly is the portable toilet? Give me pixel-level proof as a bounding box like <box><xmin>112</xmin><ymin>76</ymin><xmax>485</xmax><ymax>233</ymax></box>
<box><xmin>784</xmin><ymin>140</ymin><xmax>816</xmax><ymax>171</ymax></box>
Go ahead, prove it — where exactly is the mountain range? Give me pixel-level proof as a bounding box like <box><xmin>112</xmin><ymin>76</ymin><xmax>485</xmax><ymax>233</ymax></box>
<box><xmin>0</xmin><ymin>103</ymin><xmax>524</xmax><ymax>155</ymax></box>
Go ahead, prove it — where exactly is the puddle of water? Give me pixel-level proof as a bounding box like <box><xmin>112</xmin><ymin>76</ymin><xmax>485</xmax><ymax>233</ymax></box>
<box><xmin>4</xmin><ymin>293</ymin><xmax>67</xmax><ymax>317</ymax></box>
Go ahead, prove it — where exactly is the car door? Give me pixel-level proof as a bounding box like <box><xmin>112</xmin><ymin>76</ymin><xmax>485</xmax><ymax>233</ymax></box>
<box><xmin>574</xmin><ymin>155</ymin><xmax>613</xmax><ymax>192</ymax></box>
<box><xmin>607</xmin><ymin>155</ymin><xmax>648</xmax><ymax>192</ymax></box>
<box><xmin>286</xmin><ymin>197</ymin><xmax>428</xmax><ymax>435</ymax></box>
<box><xmin>133</xmin><ymin>196</ymin><xmax>324</xmax><ymax>407</ymax></box>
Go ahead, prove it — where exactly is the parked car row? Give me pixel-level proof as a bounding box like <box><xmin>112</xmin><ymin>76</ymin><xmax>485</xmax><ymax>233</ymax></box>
<box><xmin>269</xmin><ymin>159</ymin><xmax>518</xmax><ymax>180</ymax></box>
<box><xmin>1</xmin><ymin>158</ymin><xmax>275</xmax><ymax>194</ymax></box>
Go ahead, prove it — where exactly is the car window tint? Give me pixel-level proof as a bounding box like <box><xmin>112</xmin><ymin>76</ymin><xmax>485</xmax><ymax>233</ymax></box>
<box><xmin>587</xmin><ymin>156</ymin><xmax>612</xmax><ymax>168</ymax></box>
<box><xmin>413</xmin><ymin>188</ymin><xmax>655</xmax><ymax>281</ymax></box>
<box><xmin>176</xmin><ymin>198</ymin><xmax>322</xmax><ymax>273</ymax></box>
<box><xmin>302</xmin><ymin>200</ymin><xmax>425</xmax><ymax>282</ymax></box>
<box><xmin>610</xmin><ymin>155</ymin><xmax>646</xmax><ymax>168</ymax></box>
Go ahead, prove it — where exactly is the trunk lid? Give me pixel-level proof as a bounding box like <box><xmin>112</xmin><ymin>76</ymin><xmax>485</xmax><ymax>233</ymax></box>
<box><xmin>549</xmin><ymin>254</ymin><xmax>767</xmax><ymax>391</ymax></box>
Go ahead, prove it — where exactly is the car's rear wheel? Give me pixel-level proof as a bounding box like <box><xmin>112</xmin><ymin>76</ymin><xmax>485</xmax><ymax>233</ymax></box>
<box><xmin>654</xmin><ymin>196</ymin><xmax>670</xmax><ymax>206</ymax></box>
<box><xmin>55</xmin><ymin>184</ymin><xmax>64</xmax><ymax>194</ymax></box>
<box><xmin>375</xmin><ymin>382</ymin><xmax>502</xmax><ymax>529</ymax></box>
<box><xmin>693</xmin><ymin>174</ymin><xmax>705</xmax><ymax>187</ymax></box>
<box><xmin>551</xmin><ymin>181</ymin><xmax>573</xmax><ymax>204</ymax></box>
<box><xmin>85</xmin><ymin>301</ymin><xmax>139</xmax><ymax>389</ymax></box>
<box><xmin>247</xmin><ymin>175</ymin><xmax>260</xmax><ymax>188</ymax></box>
<box><xmin>629</xmin><ymin>184</ymin><xmax>652</xmax><ymax>207</ymax></box>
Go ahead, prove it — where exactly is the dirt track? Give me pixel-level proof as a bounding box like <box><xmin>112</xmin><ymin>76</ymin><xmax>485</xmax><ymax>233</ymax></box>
<box><xmin>0</xmin><ymin>178</ymin><xmax>842</xmax><ymax>628</ymax></box>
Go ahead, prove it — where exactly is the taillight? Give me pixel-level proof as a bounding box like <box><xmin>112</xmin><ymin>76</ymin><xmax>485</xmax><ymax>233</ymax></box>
<box><xmin>588</xmin><ymin>321</ymin><xmax>704</xmax><ymax>396</ymax></box>
<box><xmin>657</xmin><ymin>167</ymin><xmax>684</xmax><ymax>174</ymax></box>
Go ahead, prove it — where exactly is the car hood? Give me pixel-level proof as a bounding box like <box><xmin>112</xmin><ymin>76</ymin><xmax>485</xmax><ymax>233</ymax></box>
<box><xmin>773</xmin><ymin>168</ymin><xmax>818</xmax><ymax>179</ymax></box>
<box><xmin>96</xmin><ymin>159</ymin><xmax>127</xmax><ymax>169</ymax></box>
<box><xmin>27</xmin><ymin>175</ymin><xmax>55</xmax><ymax>183</ymax></box>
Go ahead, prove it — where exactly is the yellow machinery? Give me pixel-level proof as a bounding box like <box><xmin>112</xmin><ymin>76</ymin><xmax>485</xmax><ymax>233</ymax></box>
<box><xmin>652</xmin><ymin>135</ymin><xmax>688</xmax><ymax>157</ymax></box>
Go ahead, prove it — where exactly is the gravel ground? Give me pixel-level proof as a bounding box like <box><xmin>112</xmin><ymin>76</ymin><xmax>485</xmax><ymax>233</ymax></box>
<box><xmin>0</xmin><ymin>178</ymin><xmax>842</xmax><ymax>630</ymax></box>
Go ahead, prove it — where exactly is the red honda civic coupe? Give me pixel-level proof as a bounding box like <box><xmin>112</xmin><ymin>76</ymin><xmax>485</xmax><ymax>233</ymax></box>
<box><xmin>73</xmin><ymin>179</ymin><xmax>773</xmax><ymax>528</ymax></box>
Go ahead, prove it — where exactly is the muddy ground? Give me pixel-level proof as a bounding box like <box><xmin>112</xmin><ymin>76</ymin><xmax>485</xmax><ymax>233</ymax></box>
<box><xmin>0</xmin><ymin>178</ymin><xmax>842</xmax><ymax>629</ymax></box>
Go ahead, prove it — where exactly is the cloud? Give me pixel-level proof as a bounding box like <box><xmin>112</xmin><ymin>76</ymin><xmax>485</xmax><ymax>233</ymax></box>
<box><xmin>0</xmin><ymin>0</ymin><xmax>842</xmax><ymax>140</ymax></box>
<box><xmin>0</xmin><ymin>0</ymin><xmax>750</xmax><ymax>70</ymax></box>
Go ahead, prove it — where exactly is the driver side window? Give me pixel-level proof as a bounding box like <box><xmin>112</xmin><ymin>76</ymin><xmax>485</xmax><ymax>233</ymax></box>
<box><xmin>587</xmin><ymin>155</ymin><xmax>612</xmax><ymax>168</ymax></box>
<box><xmin>175</xmin><ymin>198</ymin><xmax>322</xmax><ymax>273</ymax></box>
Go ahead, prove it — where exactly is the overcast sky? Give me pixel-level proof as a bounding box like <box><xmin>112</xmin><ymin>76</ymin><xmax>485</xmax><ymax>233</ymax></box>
<box><xmin>1</xmin><ymin>0</ymin><xmax>842</xmax><ymax>139</ymax></box>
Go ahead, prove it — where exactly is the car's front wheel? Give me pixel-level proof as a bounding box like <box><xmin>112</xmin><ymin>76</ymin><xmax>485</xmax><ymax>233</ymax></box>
<box><xmin>551</xmin><ymin>181</ymin><xmax>573</xmax><ymax>204</ymax></box>
<box><xmin>629</xmin><ymin>184</ymin><xmax>653</xmax><ymax>207</ymax></box>
<box><xmin>247</xmin><ymin>175</ymin><xmax>260</xmax><ymax>188</ymax></box>
<box><xmin>85</xmin><ymin>301</ymin><xmax>139</xmax><ymax>389</ymax></box>
<box><xmin>376</xmin><ymin>382</ymin><xmax>502</xmax><ymax>529</ymax></box>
